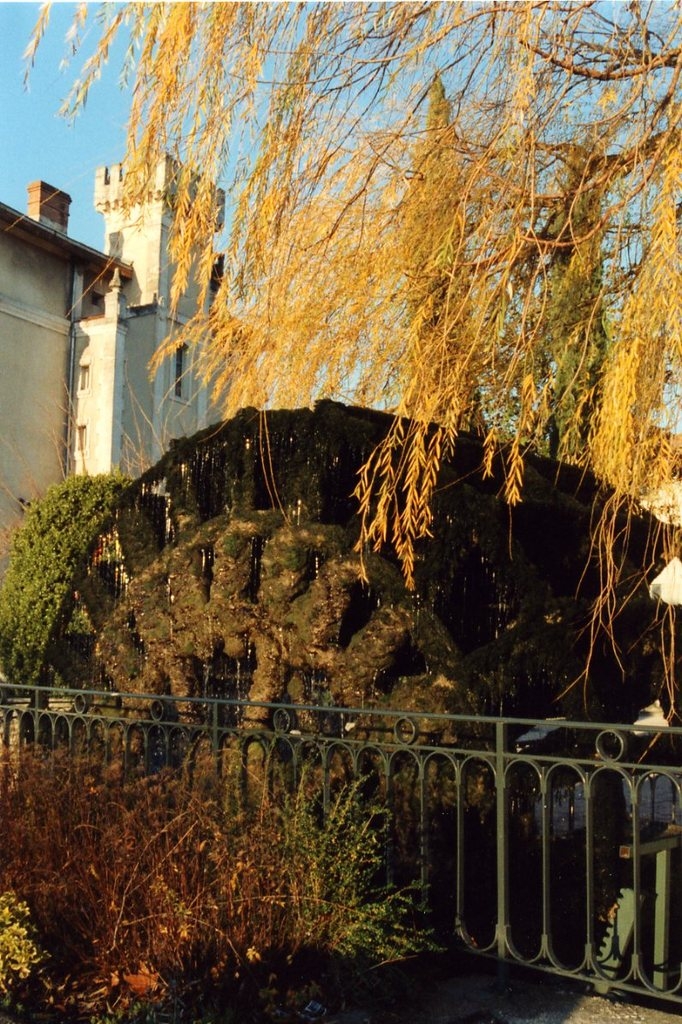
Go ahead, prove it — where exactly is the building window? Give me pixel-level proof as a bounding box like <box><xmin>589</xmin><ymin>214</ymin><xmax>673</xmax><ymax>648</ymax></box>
<box><xmin>76</xmin><ymin>423</ymin><xmax>88</xmax><ymax>455</ymax></box>
<box><xmin>174</xmin><ymin>343</ymin><xmax>189</xmax><ymax>399</ymax></box>
<box><xmin>108</xmin><ymin>231</ymin><xmax>123</xmax><ymax>259</ymax></box>
<box><xmin>78</xmin><ymin>347</ymin><xmax>91</xmax><ymax>392</ymax></box>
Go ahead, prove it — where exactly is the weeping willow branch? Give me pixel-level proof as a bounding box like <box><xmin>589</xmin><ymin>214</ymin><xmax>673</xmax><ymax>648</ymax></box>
<box><xmin>29</xmin><ymin>1</ymin><xmax>682</xmax><ymax>689</ymax></box>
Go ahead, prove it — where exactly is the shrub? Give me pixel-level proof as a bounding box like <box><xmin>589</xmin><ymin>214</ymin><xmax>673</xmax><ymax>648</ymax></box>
<box><xmin>0</xmin><ymin>750</ymin><xmax>434</xmax><ymax>1018</ymax></box>
<box><xmin>0</xmin><ymin>473</ymin><xmax>128</xmax><ymax>685</ymax></box>
<box><xmin>0</xmin><ymin>891</ymin><xmax>44</xmax><ymax>997</ymax></box>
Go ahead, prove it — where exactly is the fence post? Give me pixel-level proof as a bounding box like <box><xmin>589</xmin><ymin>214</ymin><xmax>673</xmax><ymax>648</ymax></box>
<box><xmin>495</xmin><ymin>720</ymin><xmax>510</xmax><ymax>980</ymax></box>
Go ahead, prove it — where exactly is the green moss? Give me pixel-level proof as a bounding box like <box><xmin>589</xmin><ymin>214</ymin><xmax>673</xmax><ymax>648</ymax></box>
<box><xmin>6</xmin><ymin>404</ymin><xmax>660</xmax><ymax>722</ymax></box>
<box><xmin>222</xmin><ymin>532</ymin><xmax>247</xmax><ymax>558</ymax></box>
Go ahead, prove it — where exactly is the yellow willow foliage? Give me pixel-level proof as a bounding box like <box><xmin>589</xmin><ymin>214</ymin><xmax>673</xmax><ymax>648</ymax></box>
<box><xmin>592</xmin><ymin>142</ymin><xmax>682</xmax><ymax>498</ymax></box>
<box><xmin>584</xmin><ymin>141</ymin><xmax>682</xmax><ymax>708</ymax></box>
<box><xmin>31</xmin><ymin>3</ymin><xmax>682</xmax><ymax>617</ymax></box>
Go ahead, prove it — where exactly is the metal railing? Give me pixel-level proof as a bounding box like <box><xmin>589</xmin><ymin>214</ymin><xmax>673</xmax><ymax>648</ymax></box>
<box><xmin>1</xmin><ymin>684</ymin><xmax>681</xmax><ymax>1005</ymax></box>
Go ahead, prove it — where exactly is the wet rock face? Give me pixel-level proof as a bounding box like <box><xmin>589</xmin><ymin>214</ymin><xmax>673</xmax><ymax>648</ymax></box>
<box><xmin>57</xmin><ymin>402</ymin><xmax>659</xmax><ymax>722</ymax></box>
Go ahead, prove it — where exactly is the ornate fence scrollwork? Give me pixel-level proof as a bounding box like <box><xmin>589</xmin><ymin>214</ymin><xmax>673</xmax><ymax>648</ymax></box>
<box><xmin>0</xmin><ymin>685</ymin><xmax>680</xmax><ymax>1007</ymax></box>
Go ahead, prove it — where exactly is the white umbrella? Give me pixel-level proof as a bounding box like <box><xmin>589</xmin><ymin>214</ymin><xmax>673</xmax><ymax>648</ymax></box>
<box><xmin>649</xmin><ymin>557</ymin><xmax>682</xmax><ymax>605</ymax></box>
<box><xmin>633</xmin><ymin>699</ymin><xmax>669</xmax><ymax>736</ymax></box>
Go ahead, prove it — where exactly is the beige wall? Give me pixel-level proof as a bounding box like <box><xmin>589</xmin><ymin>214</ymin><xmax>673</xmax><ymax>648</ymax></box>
<box><xmin>0</xmin><ymin>231</ymin><xmax>71</xmax><ymax>313</ymax></box>
<box><xmin>0</xmin><ymin>231</ymin><xmax>71</xmax><ymax>549</ymax></box>
<box><xmin>73</xmin><ymin>305</ymin><xmax>216</xmax><ymax>478</ymax></box>
<box><xmin>1</xmin><ymin>157</ymin><xmax>222</xmax><ymax>565</ymax></box>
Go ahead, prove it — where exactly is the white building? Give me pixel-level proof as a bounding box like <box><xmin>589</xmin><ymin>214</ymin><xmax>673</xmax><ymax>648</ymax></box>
<box><xmin>0</xmin><ymin>157</ymin><xmax>222</xmax><ymax>553</ymax></box>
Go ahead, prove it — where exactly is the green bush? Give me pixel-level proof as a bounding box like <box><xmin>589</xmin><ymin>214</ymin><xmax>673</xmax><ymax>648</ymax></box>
<box><xmin>274</xmin><ymin>778</ymin><xmax>431</xmax><ymax>963</ymax></box>
<box><xmin>0</xmin><ymin>892</ymin><xmax>44</xmax><ymax>996</ymax></box>
<box><xmin>0</xmin><ymin>474</ymin><xmax>127</xmax><ymax>684</ymax></box>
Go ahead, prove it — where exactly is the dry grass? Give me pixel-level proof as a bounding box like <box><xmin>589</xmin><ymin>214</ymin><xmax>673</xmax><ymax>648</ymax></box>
<box><xmin>0</xmin><ymin>748</ymin><xmax>427</xmax><ymax>1019</ymax></box>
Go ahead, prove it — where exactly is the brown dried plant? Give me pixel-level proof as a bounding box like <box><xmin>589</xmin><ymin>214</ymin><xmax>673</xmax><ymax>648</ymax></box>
<box><xmin>0</xmin><ymin>749</ymin><xmax>428</xmax><ymax>1015</ymax></box>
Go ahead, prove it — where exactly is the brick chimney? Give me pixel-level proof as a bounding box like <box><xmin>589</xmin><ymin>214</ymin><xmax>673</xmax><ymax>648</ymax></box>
<box><xmin>27</xmin><ymin>181</ymin><xmax>71</xmax><ymax>233</ymax></box>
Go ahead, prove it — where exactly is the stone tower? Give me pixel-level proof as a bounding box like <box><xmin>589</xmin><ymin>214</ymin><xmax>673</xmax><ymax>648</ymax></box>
<box><xmin>72</xmin><ymin>157</ymin><xmax>216</xmax><ymax>475</ymax></box>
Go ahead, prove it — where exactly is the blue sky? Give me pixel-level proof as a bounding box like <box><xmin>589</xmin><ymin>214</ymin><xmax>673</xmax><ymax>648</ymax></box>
<box><xmin>0</xmin><ymin>2</ymin><xmax>131</xmax><ymax>249</ymax></box>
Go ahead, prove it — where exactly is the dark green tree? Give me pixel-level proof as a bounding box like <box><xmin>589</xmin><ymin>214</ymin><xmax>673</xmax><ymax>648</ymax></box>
<box><xmin>544</xmin><ymin>144</ymin><xmax>610</xmax><ymax>460</ymax></box>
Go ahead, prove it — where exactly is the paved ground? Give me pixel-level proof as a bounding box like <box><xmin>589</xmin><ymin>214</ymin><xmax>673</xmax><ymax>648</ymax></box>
<box><xmin>405</xmin><ymin>972</ymin><xmax>682</xmax><ymax>1024</ymax></box>
<box><xmin>4</xmin><ymin>964</ymin><xmax>680</xmax><ymax>1024</ymax></box>
<box><xmin>325</xmin><ymin>966</ymin><xmax>682</xmax><ymax>1024</ymax></box>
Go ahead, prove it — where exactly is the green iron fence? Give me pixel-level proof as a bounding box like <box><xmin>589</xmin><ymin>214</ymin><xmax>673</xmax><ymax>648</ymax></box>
<box><xmin>1</xmin><ymin>684</ymin><xmax>681</xmax><ymax>1005</ymax></box>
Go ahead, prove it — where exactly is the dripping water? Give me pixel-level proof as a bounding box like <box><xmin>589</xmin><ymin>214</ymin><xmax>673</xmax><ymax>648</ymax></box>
<box><xmin>202</xmin><ymin>636</ymin><xmax>257</xmax><ymax>725</ymax></box>
<box><xmin>126</xmin><ymin>610</ymin><xmax>146</xmax><ymax>669</ymax></box>
<box><xmin>90</xmin><ymin>527</ymin><xmax>129</xmax><ymax>601</ymax></box>
<box><xmin>198</xmin><ymin>543</ymin><xmax>215</xmax><ymax>601</ymax></box>
<box><xmin>305</xmin><ymin>548</ymin><xmax>323</xmax><ymax>582</ymax></box>
<box><xmin>138</xmin><ymin>481</ymin><xmax>175</xmax><ymax>549</ymax></box>
<box><xmin>244</xmin><ymin>535</ymin><xmax>265</xmax><ymax>602</ymax></box>
<box><xmin>432</xmin><ymin>546</ymin><xmax>517</xmax><ymax>654</ymax></box>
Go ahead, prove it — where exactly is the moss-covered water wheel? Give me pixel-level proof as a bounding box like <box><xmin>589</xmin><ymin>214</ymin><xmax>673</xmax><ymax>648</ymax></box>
<box><xmin>55</xmin><ymin>401</ymin><xmax>664</xmax><ymax>726</ymax></box>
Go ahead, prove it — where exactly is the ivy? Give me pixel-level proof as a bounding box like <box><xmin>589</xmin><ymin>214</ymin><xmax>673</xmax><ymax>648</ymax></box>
<box><xmin>0</xmin><ymin>474</ymin><xmax>128</xmax><ymax>686</ymax></box>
